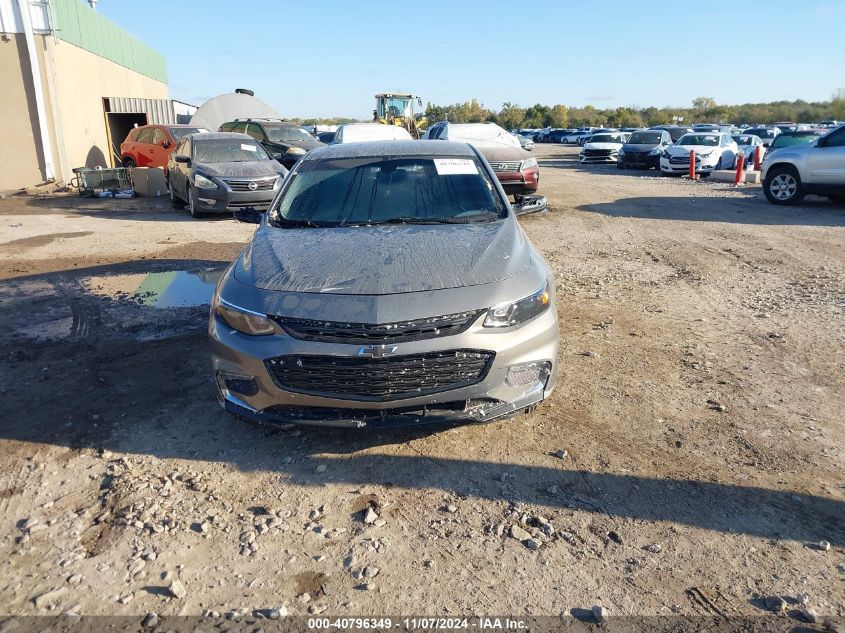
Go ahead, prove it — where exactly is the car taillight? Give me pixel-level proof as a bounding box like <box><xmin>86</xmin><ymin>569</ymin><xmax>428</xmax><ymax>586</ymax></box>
<box><xmin>520</xmin><ymin>157</ymin><xmax>538</xmax><ymax>173</ymax></box>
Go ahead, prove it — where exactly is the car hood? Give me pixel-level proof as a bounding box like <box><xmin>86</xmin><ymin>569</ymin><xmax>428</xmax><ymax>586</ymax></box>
<box><xmin>234</xmin><ymin>219</ymin><xmax>531</xmax><ymax>295</ymax></box>
<box><xmin>194</xmin><ymin>160</ymin><xmax>285</xmax><ymax>178</ymax></box>
<box><xmin>583</xmin><ymin>142</ymin><xmax>623</xmax><ymax>150</ymax></box>
<box><xmin>622</xmin><ymin>143</ymin><xmax>660</xmax><ymax>151</ymax></box>
<box><xmin>272</xmin><ymin>139</ymin><xmax>324</xmax><ymax>151</ymax></box>
<box><xmin>666</xmin><ymin>145</ymin><xmax>719</xmax><ymax>156</ymax></box>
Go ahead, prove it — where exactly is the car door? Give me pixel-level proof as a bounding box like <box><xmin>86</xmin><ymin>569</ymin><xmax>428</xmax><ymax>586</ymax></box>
<box><xmin>806</xmin><ymin>126</ymin><xmax>845</xmax><ymax>185</ymax></box>
<box><xmin>173</xmin><ymin>137</ymin><xmax>191</xmax><ymax>196</ymax></box>
<box><xmin>148</xmin><ymin>127</ymin><xmax>170</xmax><ymax>168</ymax></box>
<box><xmin>720</xmin><ymin>134</ymin><xmax>736</xmax><ymax>167</ymax></box>
<box><xmin>134</xmin><ymin>127</ymin><xmax>155</xmax><ymax>166</ymax></box>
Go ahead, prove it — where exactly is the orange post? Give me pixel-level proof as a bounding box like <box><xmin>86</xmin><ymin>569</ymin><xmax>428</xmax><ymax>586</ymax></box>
<box><xmin>735</xmin><ymin>152</ymin><xmax>745</xmax><ymax>185</ymax></box>
<box><xmin>753</xmin><ymin>145</ymin><xmax>762</xmax><ymax>171</ymax></box>
<box><xmin>689</xmin><ymin>150</ymin><xmax>698</xmax><ymax>180</ymax></box>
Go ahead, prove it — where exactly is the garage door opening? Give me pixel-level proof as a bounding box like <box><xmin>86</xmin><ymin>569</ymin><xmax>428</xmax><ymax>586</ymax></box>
<box><xmin>105</xmin><ymin>112</ymin><xmax>148</xmax><ymax>166</ymax></box>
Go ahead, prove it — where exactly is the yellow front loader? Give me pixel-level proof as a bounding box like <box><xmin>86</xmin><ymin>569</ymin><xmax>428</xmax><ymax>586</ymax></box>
<box><xmin>374</xmin><ymin>93</ymin><xmax>428</xmax><ymax>139</ymax></box>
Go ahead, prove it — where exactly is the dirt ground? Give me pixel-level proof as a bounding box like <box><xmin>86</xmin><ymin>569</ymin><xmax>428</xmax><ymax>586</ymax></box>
<box><xmin>0</xmin><ymin>145</ymin><xmax>842</xmax><ymax>626</ymax></box>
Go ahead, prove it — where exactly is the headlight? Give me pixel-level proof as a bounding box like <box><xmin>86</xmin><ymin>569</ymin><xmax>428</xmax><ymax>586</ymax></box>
<box><xmin>194</xmin><ymin>174</ymin><xmax>218</xmax><ymax>189</ymax></box>
<box><xmin>286</xmin><ymin>147</ymin><xmax>307</xmax><ymax>156</ymax></box>
<box><xmin>484</xmin><ymin>280</ymin><xmax>551</xmax><ymax>328</ymax></box>
<box><xmin>661</xmin><ymin>150</ymin><xmax>671</xmax><ymax>158</ymax></box>
<box><xmin>519</xmin><ymin>157</ymin><xmax>538</xmax><ymax>172</ymax></box>
<box><xmin>618</xmin><ymin>149</ymin><xmax>626</xmax><ymax>157</ymax></box>
<box><xmin>213</xmin><ymin>295</ymin><xmax>275</xmax><ymax>336</ymax></box>
<box><xmin>648</xmin><ymin>148</ymin><xmax>662</xmax><ymax>155</ymax></box>
<box><xmin>697</xmin><ymin>151</ymin><xmax>713</xmax><ymax>157</ymax></box>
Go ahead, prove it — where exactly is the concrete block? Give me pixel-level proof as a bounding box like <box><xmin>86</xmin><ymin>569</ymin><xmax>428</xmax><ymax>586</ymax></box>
<box><xmin>709</xmin><ymin>170</ymin><xmax>737</xmax><ymax>183</ymax></box>
<box><xmin>744</xmin><ymin>171</ymin><xmax>761</xmax><ymax>184</ymax></box>
<box><xmin>131</xmin><ymin>167</ymin><xmax>167</xmax><ymax>197</ymax></box>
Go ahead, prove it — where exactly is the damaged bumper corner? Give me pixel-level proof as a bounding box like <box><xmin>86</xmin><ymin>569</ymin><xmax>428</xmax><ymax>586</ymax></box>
<box><xmin>513</xmin><ymin>194</ymin><xmax>547</xmax><ymax>215</ymax></box>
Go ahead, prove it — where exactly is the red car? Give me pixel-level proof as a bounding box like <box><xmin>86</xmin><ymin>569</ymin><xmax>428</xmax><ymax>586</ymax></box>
<box><xmin>120</xmin><ymin>124</ymin><xmax>207</xmax><ymax>168</ymax></box>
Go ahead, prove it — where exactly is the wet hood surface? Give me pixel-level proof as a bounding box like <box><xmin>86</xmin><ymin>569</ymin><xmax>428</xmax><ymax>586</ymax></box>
<box><xmin>195</xmin><ymin>160</ymin><xmax>285</xmax><ymax>178</ymax></box>
<box><xmin>234</xmin><ymin>220</ymin><xmax>530</xmax><ymax>295</ymax></box>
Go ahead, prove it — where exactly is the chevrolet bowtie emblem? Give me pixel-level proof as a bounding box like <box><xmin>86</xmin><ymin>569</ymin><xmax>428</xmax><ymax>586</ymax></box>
<box><xmin>357</xmin><ymin>345</ymin><xmax>398</xmax><ymax>358</ymax></box>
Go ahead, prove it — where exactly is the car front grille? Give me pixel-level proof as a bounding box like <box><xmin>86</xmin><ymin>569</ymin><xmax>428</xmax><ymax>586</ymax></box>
<box><xmin>271</xmin><ymin>311</ymin><xmax>483</xmax><ymax>344</ymax></box>
<box><xmin>265</xmin><ymin>350</ymin><xmax>494</xmax><ymax>401</ymax></box>
<box><xmin>584</xmin><ymin>149</ymin><xmax>613</xmax><ymax>157</ymax></box>
<box><xmin>487</xmin><ymin>161</ymin><xmax>521</xmax><ymax>172</ymax></box>
<box><xmin>669</xmin><ymin>155</ymin><xmax>698</xmax><ymax>165</ymax></box>
<box><xmin>227</xmin><ymin>199</ymin><xmax>271</xmax><ymax>208</ymax></box>
<box><xmin>223</xmin><ymin>177</ymin><xmax>276</xmax><ymax>191</ymax></box>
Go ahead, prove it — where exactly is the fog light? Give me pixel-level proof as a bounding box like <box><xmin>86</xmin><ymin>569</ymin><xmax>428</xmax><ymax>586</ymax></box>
<box><xmin>506</xmin><ymin>361</ymin><xmax>551</xmax><ymax>387</ymax></box>
<box><xmin>198</xmin><ymin>197</ymin><xmax>217</xmax><ymax>206</ymax></box>
<box><xmin>215</xmin><ymin>372</ymin><xmax>258</xmax><ymax>396</ymax></box>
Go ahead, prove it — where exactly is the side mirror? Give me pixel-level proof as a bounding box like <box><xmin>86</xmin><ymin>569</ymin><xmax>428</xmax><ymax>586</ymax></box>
<box><xmin>174</xmin><ymin>154</ymin><xmax>190</xmax><ymax>165</ymax></box>
<box><xmin>233</xmin><ymin>206</ymin><xmax>262</xmax><ymax>224</ymax></box>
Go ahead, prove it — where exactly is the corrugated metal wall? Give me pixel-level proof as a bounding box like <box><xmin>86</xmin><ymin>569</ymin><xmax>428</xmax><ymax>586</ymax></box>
<box><xmin>105</xmin><ymin>97</ymin><xmax>175</xmax><ymax>124</ymax></box>
<box><xmin>47</xmin><ymin>0</ymin><xmax>167</xmax><ymax>83</ymax></box>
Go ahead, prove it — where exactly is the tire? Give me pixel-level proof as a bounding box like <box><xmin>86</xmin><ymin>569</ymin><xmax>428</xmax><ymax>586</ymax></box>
<box><xmin>186</xmin><ymin>184</ymin><xmax>204</xmax><ymax>218</ymax></box>
<box><xmin>169</xmin><ymin>179</ymin><xmax>183</xmax><ymax>208</ymax></box>
<box><xmin>763</xmin><ymin>165</ymin><xmax>804</xmax><ymax>205</ymax></box>
<box><xmin>122</xmin><ymin>157</ymin><xmax>136</xmax><ymax>169</ymax></box>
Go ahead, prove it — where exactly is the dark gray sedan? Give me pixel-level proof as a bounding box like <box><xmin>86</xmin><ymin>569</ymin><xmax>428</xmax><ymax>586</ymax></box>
<box><xmin>166</xmin><ymin>132</ymin><xmax>288</xmax><ymax>218</ymax></box>
<box><xmin>209</xmin><ymin>140</ymin><xmax>559</xmax><ymax>429</ymax></box>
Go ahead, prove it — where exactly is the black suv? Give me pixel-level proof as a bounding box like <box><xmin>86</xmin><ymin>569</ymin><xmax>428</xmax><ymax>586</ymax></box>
<box><xmin>218</xmin><ymin>119</ymin><xmax>323</xmax><ymax>168</ymax></box>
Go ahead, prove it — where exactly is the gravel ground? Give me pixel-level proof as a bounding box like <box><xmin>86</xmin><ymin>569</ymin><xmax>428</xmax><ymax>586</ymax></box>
<box><xmin>0</xmin><ymin>144</ymin><xmax>842</xmax><ymax>626</ymax></box>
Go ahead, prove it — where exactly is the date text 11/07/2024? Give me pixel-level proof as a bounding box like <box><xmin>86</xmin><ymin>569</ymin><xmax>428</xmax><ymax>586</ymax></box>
<box><xmin>307</xmin><ymin>617</ymin><xmax>527</xmax><ymax>630</ymax></box>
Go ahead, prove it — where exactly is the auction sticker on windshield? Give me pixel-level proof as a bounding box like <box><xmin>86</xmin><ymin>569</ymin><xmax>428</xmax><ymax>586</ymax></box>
<box><xmin>433</xmin><ymin>158</ymin><xmax>478</xmax><ymax>175</ymax></box>
<box><xmin>241</xmin><ymin>144</ymin><xmax>258</xmax><ymax>152</ymax></box>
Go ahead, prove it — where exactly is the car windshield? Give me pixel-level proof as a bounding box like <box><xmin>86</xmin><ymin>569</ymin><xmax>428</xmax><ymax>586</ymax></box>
<box><xmin>627</xmin><ymin>132</ymin><xmax>663</xmax><ymax>144</ymax></box>
<box><xmin>732</xmin><ymin>135</ymin><xmax>754</xmax><ymax>145</ymax></box>
<box><xmin>265</xmin><ymin>125</ymin><xmax>315</xmax><ymax>143</ymax></box>
<box><xmin>193</xmin><ymin>139</ymin><xmax>270</xmax><ymax>163</ymax></box>
<box><xmin>770</xmin><ymin>133</ymin><xmax>819</xmax><ymax>148</ymax></box>
<box><xmin>590</xmin><ymin>134</ymin><xmax>625</xmax><ymax>143</ymax></box>
<box><xmin>667</xmin><ymin>128</ymin><xmax>690</xmax><ymax>141</ymax></box>
<box><xmin>167</xmin><ymin>127</ymin><xmax>206</xmax><ymax>141</ymax></box>
<box><xmin>677</xmin><ymin>134</ymin><xmax>718</xmax><ymax>146</ymax></box>
<box><xmin>273</xmin><ymin>156</ymin><xmax>505</xmax><ymax>227</ymax></box>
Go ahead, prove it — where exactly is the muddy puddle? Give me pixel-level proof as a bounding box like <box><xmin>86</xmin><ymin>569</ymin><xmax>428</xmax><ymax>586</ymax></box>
<box><xmin>84</xmin><ymin>267</ymin><xmax>224</xmax><ymax>308</ymax></box>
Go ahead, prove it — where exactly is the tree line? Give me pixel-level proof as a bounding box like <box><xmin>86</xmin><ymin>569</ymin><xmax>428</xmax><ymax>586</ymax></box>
<box><xmin>423</xmin><ymin>92</ymin><xmax>845</xmax><ymax>129</ymax></box>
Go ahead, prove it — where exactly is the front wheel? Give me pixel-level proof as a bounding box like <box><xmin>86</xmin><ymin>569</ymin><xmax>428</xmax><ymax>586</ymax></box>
<box><xmin>169</xmin><ymin>179</ymin><xmax>183</xmax><ymax>208</ymax></box>
<box><xmin>187</xmin><ymin>184</ymin><xmax>204</xmax><ymax>218</ymax></box>
<box><xmin>122</xmin><ymin>157</ymin><xmax>137</xmax><ymax>169</ymax></box>
<box><xmin>763</xmin><ymin>166</ymin><xmax>804</xmax><ymax>205</ymax></box>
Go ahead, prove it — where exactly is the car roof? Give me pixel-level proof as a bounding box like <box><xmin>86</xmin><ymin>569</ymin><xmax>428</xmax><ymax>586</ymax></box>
<box><xmin>303</xmin><ymin>140</ymin><xmax>479</xmax><ymax>161</ymax></box>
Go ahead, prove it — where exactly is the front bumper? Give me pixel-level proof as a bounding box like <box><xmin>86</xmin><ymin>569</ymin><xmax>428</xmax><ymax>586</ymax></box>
<box><xmin>619</xmin><ymin>153</ymin><xmax>660</xmax><ymax>168</ymax></box>
<box><xmin>659</xmin><ymin>157</ymin><xmax>718</xmax><ymax>174</ymax></box>
<box><xmin>579</xmin><ymin>153</ymin><xmax>618</xmax><ymax>164</ymax></box>
<box><xmin>209</xmin><ymin>307</ymin><xmax>559</xmax><ymax>429</ymax></box>
<box><xmin>194</xmin><ymin>178</ymin><xmax>279</xmax><ymax>213</ymax></box>
<box><xmin>494</xmin><ymin>170</ymin><xmax>539</xmax><ymax>194</ymax></box>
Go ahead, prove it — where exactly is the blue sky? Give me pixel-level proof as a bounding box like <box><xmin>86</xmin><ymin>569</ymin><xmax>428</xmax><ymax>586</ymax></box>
<box><xmin>98</xmin><ymin>0</ymin><xmax>845</xmax><ymax>119</ymax></box>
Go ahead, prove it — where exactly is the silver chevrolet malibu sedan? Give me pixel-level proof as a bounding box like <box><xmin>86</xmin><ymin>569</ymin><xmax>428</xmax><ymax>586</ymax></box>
<box><xmin>209</xmin><ymin>140</ymin><xmax>559</xmax><ymax>429</ymax></box>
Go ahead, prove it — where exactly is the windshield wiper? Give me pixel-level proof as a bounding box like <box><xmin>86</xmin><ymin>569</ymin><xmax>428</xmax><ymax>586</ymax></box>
<box><xmin>274</xmin><ymin>217</ymin><xmax>324</xmax><ymax>228</ymax></box>
<box><xmin>344</xmin><ymin>213</ymin><xmax>499</xmax><ymax>226</ymax></box>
